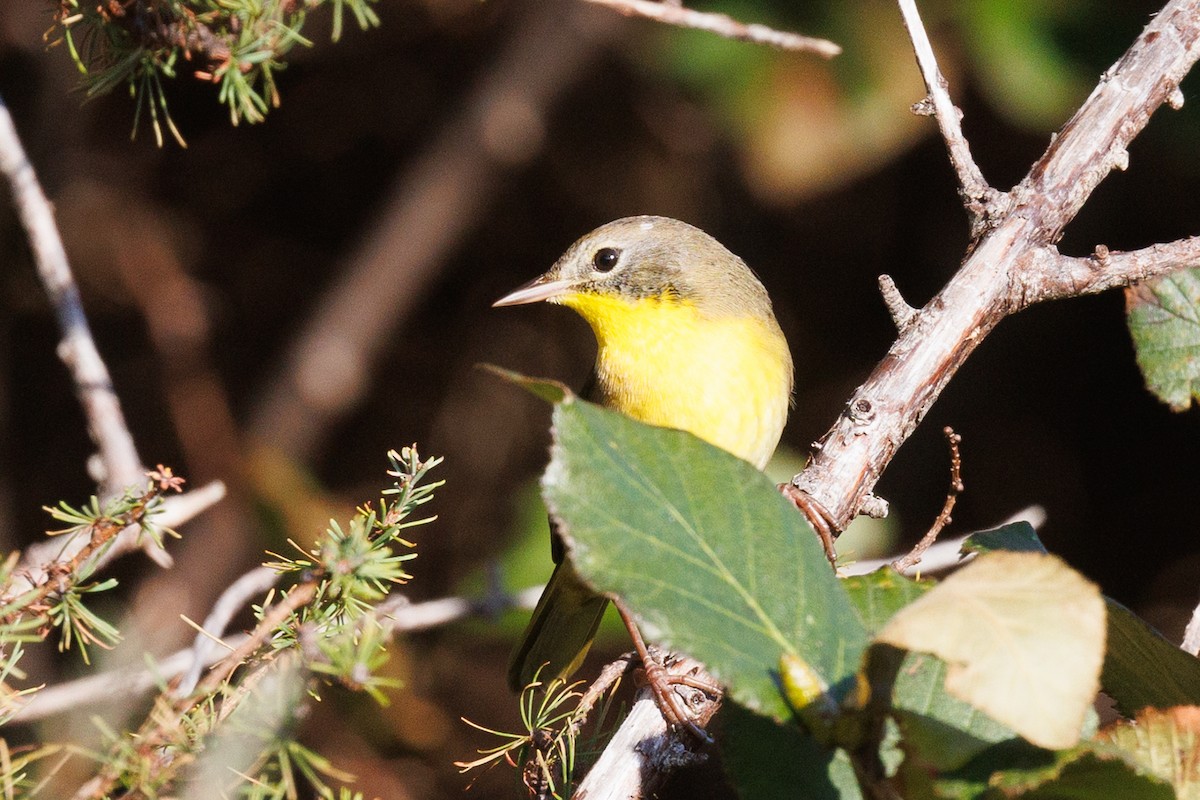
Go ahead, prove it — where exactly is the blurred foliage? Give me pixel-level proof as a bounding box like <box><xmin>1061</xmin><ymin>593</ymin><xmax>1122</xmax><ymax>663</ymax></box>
<box><xmin>1</xmin><ymin>450</ymin><xmax>440</xmax><ymax>798</ymax></box>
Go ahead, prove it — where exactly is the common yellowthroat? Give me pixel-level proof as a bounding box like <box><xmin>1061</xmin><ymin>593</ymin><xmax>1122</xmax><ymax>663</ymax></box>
<box><xmin>495</xmin><ymin>216</ymin><xmax>793</xmax><ymax>692</ymax></box>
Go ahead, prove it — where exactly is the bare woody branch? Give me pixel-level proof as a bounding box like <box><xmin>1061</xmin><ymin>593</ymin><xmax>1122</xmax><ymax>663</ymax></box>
<box><xmin>792</xmin><ymin>0</ymin><xmax>1200</xmax><ymax>533</ymax></box>
<box><xmin>895</xmin><ymin>0</ymin><xmax>996</xmax><ymax>224</ymax></box>
<box><xmin>0</xmin><ymin>96</ymin><xmax>144</xmax><ymax>496</ymax></box>
<box><xmin>581</xmin><ymin>0</ymin><xmax>842</xmax><ymax>56</ymax></box>
<box><xmin>1018</xmin><ymin>236</ymin><xmax>1200</xmax><ymax>304</ymax></box>
<box><xmin>571</xmin><ymin>654</ymin><xmax>720</xmax><ymax>800</ymax></box>
<box><xmin>892</xmin><ymin>427</ymin><xmax>963</xmax><ymax>573</ymax></box>
<box><xmin>3</xmin><ymin>480</ymin><xmax>226</xmax><ymax>601</ymax></box>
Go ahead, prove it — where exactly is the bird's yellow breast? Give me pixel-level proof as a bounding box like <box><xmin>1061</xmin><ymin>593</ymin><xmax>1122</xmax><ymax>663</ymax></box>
<box><xmin>559</xmin><ymin>291</ymin><xmax>792</xmax><ymax>470</ymax></box>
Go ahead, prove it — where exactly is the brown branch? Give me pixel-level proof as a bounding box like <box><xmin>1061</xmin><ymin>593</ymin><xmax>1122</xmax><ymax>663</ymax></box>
<box><xmin>174</xmin><ymin>565</ymin><xmax>282</xmax><ymax>697</ymax></box>
<box><xmin>192</xmin><ymin>579</ymin><xmax>317</xmax><ymax>698</ymax></box>
<box><xmin>1018</xmin><ymin>237</ymin><xmax>1200</xmax><ymax>305</ymax></box>
<box><xmin>892</xmin><ymin>427</ymin><xmax>963</xmax><ymax>572</ymax></box>
<box><xmin>2</xmin><ymin>481</ymin><xmax>165</xmax><ymax>618</ymax></box>
<box><xmin>791</xmin><ymin>0</ymin><xmax>1200</xmax><ymax>533</ymax></box>
<box><xmin>3</xmin><ymin>479</ymin><xmax>225</xmax><ymax>601</ymax></box>
<box><xmin>878</xmin><ymin>274</ymin><xmax>918</xmax><ymax>333</ymax></box>
<box><xmin>580</xmin><ymin>0</ymin><xmax>842</xmax><ymax>56</ymax></box>
<box><xmin>10</xmin><ymin>582</ymin><xmax>536</xmax><ymax>723</ymax></box>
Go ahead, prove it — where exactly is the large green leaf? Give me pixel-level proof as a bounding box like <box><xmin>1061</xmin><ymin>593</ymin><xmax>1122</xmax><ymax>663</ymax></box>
<box><xmin>1126</xmin><ymin>267</ymin><xmax>1200</xmax><ymax>411</ymax></box>
<box><xmin>1104</xmin><ymin>599</ymin><xmax>1200</xmax><ymax>715</ymax></box>
<box><xmin>542</xmin><ymin>394</ymin><xmax>868</xmax><ymax>720</ymax></box>
<box><xmin>962</xmin><ymin>521</ymin><xmax>1047</xmax><ymax>555</ymax></box>
<box><xmin>720</xmin><ymin>702</ymin><xmax>861</xmax><ymax>800</ymax></box>
<box><xmin>876</xmin><ymin>552</ymin><xmax>1105</xmax><ymax>750</ymax></box>
<box><xmin>844</xmin><ymin>568</ymin><xmax>932</xmax><ymax>634</ymax></box>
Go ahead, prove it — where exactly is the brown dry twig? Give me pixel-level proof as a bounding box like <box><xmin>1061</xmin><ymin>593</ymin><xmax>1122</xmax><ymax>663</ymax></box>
<box><xmin>191</xmin><ymin>580</ymin><xmax>317</xmax><ymax>698</ymax></box>
<box><xmin>581</xmin><ymin>0</ymin><xmax>842</xmax><ymax>56</ymax></box>
<box><xmin>0</xmin><ymin>473</ymin><xmax>182</xmax><ymax>636</ymax></box>
<box><xmin>892</xmin><ymin>427</ymin><xmax>963</xmax><ymax>573</ymax></box>
<box><xmin>11</xmin><ymin>582</ymin><xmax>541</xmax><ymax>723</ymax></box>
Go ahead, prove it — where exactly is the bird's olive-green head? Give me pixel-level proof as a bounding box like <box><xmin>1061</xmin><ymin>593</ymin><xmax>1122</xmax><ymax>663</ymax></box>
<box><xmin>494</xmin><ymin>215</ymin><xmax>776</xmax><ymax>322</ymax></box>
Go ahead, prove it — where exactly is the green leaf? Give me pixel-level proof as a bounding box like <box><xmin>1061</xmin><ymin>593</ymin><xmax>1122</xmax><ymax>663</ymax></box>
<box><xmin>897</xmin><ymin>742</ymin><xmax>1171</xmax><ymax>800</ymax></box>
<box><xmin>876</xmin><ymin>552</ymin><xmax>1105</xmax><ymax>750</ymax></box>
<box><xmin>719</xmin><ymin>702</ymin><xmax>861</xmax><ymax>800</ymax></box>
<box><xmin>478</xmin><ymin>365</ymin><xmax>570</xmax><ymax>404</ymax></box>
<box><xmin>877</xmin><ymin>648</ymin><xmax>1020</xmax><ymax>772</ymax></box>
<box><xmin>543</xmin><ymin>397</ymin><xmax>868</xmax><ymax>720</ymax></box>
<box><xmin>1126</xmin><ymin>267</ymin><xmax>1200</xmax><ymax>411</ymax></box>
<box><xmin>843</xmin><ymin>568</ymin><xmax>932</xmax><ymax>634</ymax></box>
<box><xmin>1100</xmin><ymin>706</ymin><xmax>1200</xmax><ymax>797</ymax></box>
<box><xmin>962</xmin><ymin>521</ymin><xmax>1048</xmax><ymax>555</ymax></box>
<box><xmin>1103</xmin><ymin>599</ymin><xmax>1200</xmax><ymax>715</ymax></box>
<box><xmin>988</xmin><ymin>744</ymin><xmax>1175</xmax><ymax>799</ymax></box>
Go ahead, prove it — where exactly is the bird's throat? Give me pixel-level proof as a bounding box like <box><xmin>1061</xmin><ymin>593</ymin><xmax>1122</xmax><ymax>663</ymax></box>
<box><xmin>558</xmin><ymin>290</ymin><xmax>791</xmax><ymax>469</ymax></box>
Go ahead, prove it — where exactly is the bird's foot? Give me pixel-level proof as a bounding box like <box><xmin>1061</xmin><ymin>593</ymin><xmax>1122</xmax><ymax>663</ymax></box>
<box><xmin>779</xmin><ymin>484</ymin><xmax>839</xmax><ymax>569</ymax></box>
<box><xmin>613</xmin><ymin>599</ymin><xmax>720</xmax><ymax>741</ymax></box>
<box><xmin>633</xmin><ymin>647</ymin><xmax>721</xmax><ymax>742</ymax></box>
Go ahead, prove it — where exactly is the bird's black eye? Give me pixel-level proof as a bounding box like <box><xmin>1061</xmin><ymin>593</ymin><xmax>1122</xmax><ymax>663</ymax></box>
<box><xmin>592</xmin><ymin>247</ymin><xmax>621</xmax><ymax>272</ymax></box>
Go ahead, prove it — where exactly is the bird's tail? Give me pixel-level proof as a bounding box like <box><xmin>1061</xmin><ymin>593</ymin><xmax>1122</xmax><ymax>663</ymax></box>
<box><xmin>507</xmin><ymin>561</ymin><xmax>609</xmax><ymax>692</ymax></box>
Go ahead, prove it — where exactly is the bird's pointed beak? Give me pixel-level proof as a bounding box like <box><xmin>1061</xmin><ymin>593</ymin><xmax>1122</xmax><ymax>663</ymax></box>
<box><xmin>493</xmin><ymin>274</ymin><xmax>577</xmax><ymax>307</ymax></box>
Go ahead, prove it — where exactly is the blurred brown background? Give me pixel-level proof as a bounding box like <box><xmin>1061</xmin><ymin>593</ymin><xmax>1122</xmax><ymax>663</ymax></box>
<box><xmin>1</xmin><ymin>0</ymin><xmax>1198</xmax><ymax>796</ymax></box>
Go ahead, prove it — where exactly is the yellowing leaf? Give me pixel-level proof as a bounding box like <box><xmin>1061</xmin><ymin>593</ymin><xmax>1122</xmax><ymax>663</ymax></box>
<box><xmin>876</xmin><ymin>551</ymin><xmax>1105</xmax><ymax>750</ymax></box>
<box><xmin>1100</xmin><ymin>706</ymin><xmax>1200</xmax><ymax>798</ymax></box>
<box><xmin>1126</xmin><ymin>268</ymin><xmax>1200</xmax><ymax>411</ymax></box>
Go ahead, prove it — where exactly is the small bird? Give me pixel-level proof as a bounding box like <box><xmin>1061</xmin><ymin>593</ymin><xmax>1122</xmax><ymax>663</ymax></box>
<box><xmin>495</xmin><ymin>215</ymin><xmax>794</xmax><ymax>695</ymax></box>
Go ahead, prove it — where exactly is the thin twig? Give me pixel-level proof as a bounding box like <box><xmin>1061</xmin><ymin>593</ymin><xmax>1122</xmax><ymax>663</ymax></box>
<box><xmin>175</xmin><ymin>565</ymin><xmax>282</xmax><ymax>696</ymax></box>
<box><xmin>191</xmin><ymin>581</ymin><xmax>317</xmax><ymax>698</ymax></box>
<box><xmin>566</xmin><ymin>655</ymin><xmax>633</xmax><ymax>739</ymax></box>
<box><xmin>0</xmin><ymin>95</ymin><xmax>144</xmax><ymax>496</ymax></box>
<box><xmin>10</xmin><ymin>584</ymin><xmax>543</xmax><ymax>724</ymax></box>
<box><xmin>892</xmin><ymin>427</ymin><xmax>962</xmax><ymax>572</ymax></box>
<box><xmin>895</xmin><ymin>0</ymin><xmax>997</xmax><ymax>228</ymax></box>
<box><xmin>4</xmin><ymin>480</ymin><xmax>226</xmax><ymax>600</ymax></box>
<box><xmin>9</xmin><ymin>632</ymin><xmax>251</xmax><ymax>723</ymax></box>
<box><xmin>580</xmin><ymin>0</ymin><xmax>841</xmax><ymax>56</ymax></box>
<box><xmin>842</xmin><ymin>505</ymin><xmax>1046</xmax><ymax>577</ymax></box>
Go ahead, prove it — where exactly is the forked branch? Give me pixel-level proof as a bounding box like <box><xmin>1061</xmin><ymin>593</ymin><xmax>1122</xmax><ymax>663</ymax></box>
<box><xmin>792</xmin><ymin>0</ymin><xmax>1200</xmax><ymax>533</ymax></box>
